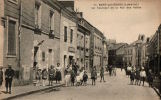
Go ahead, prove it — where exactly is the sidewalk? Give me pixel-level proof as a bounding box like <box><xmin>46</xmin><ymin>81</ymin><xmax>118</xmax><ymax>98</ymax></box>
<box><xmin>0</xmin><ymin>72</ymin><xmax>108</xmax><ymax>100</ymax></box>
<box><xmin>0</xmin><ymin>82</ymin><xmax>64</xmax><ymax>100</ymax></box>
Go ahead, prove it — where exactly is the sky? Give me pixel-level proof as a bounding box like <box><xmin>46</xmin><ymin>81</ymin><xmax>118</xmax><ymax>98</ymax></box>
<box><xmin>74</xmin><ymin>0</ymin><xmax>161</xmax><ymax>43</ymax></box>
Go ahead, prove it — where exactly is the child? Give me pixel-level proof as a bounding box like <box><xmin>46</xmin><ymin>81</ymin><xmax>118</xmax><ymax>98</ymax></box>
<box><xmin>83</xmin><ymin>71</ymin><xmax>88</xmax><ymax>86</ymax></box>
<box><xmin>130</xmin><ymin>70</ymin><xmax>135</xmax><ymax>85</ymax></box>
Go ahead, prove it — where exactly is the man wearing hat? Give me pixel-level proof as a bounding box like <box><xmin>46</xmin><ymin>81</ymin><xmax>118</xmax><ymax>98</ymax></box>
<box><xmin>5</xmin><ymin>65</ymin><xmax>14</xmax><ymax>94</ymax></box>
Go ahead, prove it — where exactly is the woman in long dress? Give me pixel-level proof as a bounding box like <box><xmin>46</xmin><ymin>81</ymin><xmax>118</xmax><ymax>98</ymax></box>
<box><xmin>64</xmin><ymin>64</ymin><xmax>72</xmax><ymax>86</ymax></box>
<box><xmin>55</xmin><ymin>63</ymin><xmax>62</xmax><ymax>84</ymax></box>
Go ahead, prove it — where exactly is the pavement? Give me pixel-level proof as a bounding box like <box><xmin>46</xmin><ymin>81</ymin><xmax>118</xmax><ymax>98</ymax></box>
<box><xmin>4</xmin><ymin>69</ymin><xmax>159</xmax><ymax>100</ymax></box>
<box><xmin>0</xmin><ymin>71</ymin><xmax>104</xmax><ymax>100</ymax></box>
<box><xmin>0</xmin><ymin>81</ymin><xmax>63</xmax><ymax>100</ymax></box>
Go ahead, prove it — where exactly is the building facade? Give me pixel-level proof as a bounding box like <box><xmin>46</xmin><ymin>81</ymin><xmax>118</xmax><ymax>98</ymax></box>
<box><xmin>76</xmin><ymin>16</ymin><xmax>91</xmax><ymax>71</ymax></box>
<box><xmin>124</xmin><ymin>34</ymin><xmax>146</xmax><ymax>69</ymax></box>
<box><xmin>2</xmin><ymin>0</ymin><xmax>61</xmax><ymax>85</ymax></box>
<box><xmin>59</xmin><ymin>7</ymin><xmax>77</xmax><ymax>76</ymax></box>
<box><xmin>1</xmin><ymin>0</ymin><xmax>108</xmax><ymax>85</ymax></box>
<box><xmin>147</xmin><ymin>24</ymin><xmax>161</xmax><ymax>75</ymax></box>
<box><xmin>92</xmin><ymin>28</ymin><xmax>104</xmax><ymax>71</ymax></box>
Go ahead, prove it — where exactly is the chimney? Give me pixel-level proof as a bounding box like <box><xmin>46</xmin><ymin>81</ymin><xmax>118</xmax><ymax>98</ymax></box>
<box><xmin>58</xmin><ymin>0</ymin><xmax>74</xmax><ymax>10</ymax></box>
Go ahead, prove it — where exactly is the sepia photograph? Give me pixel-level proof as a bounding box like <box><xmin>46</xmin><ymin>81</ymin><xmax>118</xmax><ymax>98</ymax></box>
<box><xmin>0</xmin><ymin>0</ymin><xmax>161</xmax><ymax>100</ymax></box>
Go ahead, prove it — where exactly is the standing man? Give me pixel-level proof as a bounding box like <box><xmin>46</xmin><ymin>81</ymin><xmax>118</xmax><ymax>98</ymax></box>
<box><xmin>91</xmin><ymin>66</ymin><xmax>97</xmax><ymax>85</ymax></box>
<box><xmin>100</xmin><ymin>67</ymin><xmax>105</xmax><ymax>82</ymax></box>
<box><xmin>48</xmin><ymin>65</ymin><xmax>55</xmax><ymax>86</ymax></box>
<box><xmin>109</xmin><ymin>65</ymin><xmax>112</xmax><ymax>76</ymax></box>
<box><xmin>5</xmin><ymin>65</ymin><xmax>14</xmax><ymax>94</ymax></box>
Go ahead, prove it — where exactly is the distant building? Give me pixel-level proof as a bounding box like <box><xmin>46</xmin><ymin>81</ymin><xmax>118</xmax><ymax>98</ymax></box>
<box><xmin>124</xmin><ymin>34</ymin><xmax>147</xmax><ymax>69</ymax></box>
<box><xmin>108</xmin><ymin>42</ymin><xmax>128</xmax><ymax>67</ymax></box>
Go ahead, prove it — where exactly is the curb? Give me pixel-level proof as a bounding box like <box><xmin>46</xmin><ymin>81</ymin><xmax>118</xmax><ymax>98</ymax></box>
<box><xmin>1</xmin><ymin>84</ymin><xmax>64</xmax><ymax>100</ymax></box>
<box><xmin>153</xmin><ymin>87</ymin><xmax>161</xmax><ymax>99</ymax></box>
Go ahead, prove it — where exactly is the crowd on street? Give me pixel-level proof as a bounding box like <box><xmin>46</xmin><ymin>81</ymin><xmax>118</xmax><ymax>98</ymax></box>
<box><xmin>0</xmin><ymin>63</ymin><xmax>160</xmax><ymax>98</ymax></box>
<box><xmin>124</xmin><ymin>65</ymin><xmax>153</xmax><ymax>87</ymax></box>
<box><xmin>0</xmin><ymin>62</ymin><xmax>108</xmax><ymax>94</ymax></box>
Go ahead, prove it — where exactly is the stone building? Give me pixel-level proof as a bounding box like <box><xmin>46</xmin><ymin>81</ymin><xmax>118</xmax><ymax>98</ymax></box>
<box><xmin>76</xmin><ymin>14</ymin><xmax>91</xmax><ymax>71</ymax></box>
<box><xmin>59</xmin><ymin>3</ymin><xmax>77</xmax><ymax>74</ymax></box>
<box><xmin>92</xmin><ymin>28</ymin><xmax>104</xmax><ymax>71</ymax></box>
<box><xmin>108</xmin><ymin>42</ymin><xmax>127</xmax><ymax>67</ymax></box>
<box><xmin>2</xmin><ymin>0</ymin><xmax>61</xmax><ymax>85</ymax></box>
<box><xmin>146</xmin><ymin>24</ymin><xmax>161</xmax><ymax>92</ymax></box>
<box><xmin>124</xmin><ymin>34</ymin><xmax>146</xmax><ymax>69</ymax></box>
<box><xmin>1</xmin><ymin>0</ymin><xmax>108</xmax><ymax>85</ymax></box>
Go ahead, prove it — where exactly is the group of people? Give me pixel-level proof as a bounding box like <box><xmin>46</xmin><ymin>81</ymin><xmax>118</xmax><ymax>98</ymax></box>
<box><xmin>0</xmin><ymin>65</ymin><xmax>14</xmax><ymax>94</ymax></box>
<box><xmin>64</xmin><ymin>63</ymin><xmax>89</xmax><ymax>86</ymax></box>
<box><xmin>0</xmin><ymin>63</ymin><xmax>108</xmax><ymax>94</ymax></box>
<box><xmin>35</xmin><ymin>63</ymin><xmax>62</xmax><ymax>86</ymax></box>
<box><xmin>126</xmin><ymin>65</ymin><xmax>153</xmax><ymax>87</ymax></box>
<box><xmin>64</xmin><ymin>64</ymin><xmax>106</xmax><ymax>87</ymax></box>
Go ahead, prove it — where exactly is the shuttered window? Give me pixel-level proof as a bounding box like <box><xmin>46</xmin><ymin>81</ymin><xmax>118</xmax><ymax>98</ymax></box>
<box><xmin>8</xmin><ymin>20</ymin><xmax>16</xmax><ymax>55</ymax></box>
<box><xmin>70</xmin><ymin>29</ymin><xmax>73</xmax><ymax>43</ymax></box>
<box><xmin>64</xmin><ymin>26</ymin><xmax>67</xmax><ymax>42</ymax></box>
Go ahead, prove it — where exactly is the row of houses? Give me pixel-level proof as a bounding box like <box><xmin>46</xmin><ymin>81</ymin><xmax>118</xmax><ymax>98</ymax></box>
<box><xmin>0</xmin><ymin>0</ymin><xmax>108</xmax><ymax>85</ymax></box>
<box><xmin>107</xmin><ymin>24</ymin><xmax>161</xmax><ymax>92</ymax></box>
<box><xmin>108</xmin><ymin>24</ymin><xmax>160</xmax><ymax>73</ymax></box>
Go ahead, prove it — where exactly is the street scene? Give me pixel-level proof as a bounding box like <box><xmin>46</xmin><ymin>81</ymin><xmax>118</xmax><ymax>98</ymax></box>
<box><xmin>11</xmin><ymin>69</ymin><xmax>160</xmax><ymax>100</ymax></box>
<box><xmin>0</xmin><ymin>0</ymin><xmax>161</xmax><ymax>100</ymax></box>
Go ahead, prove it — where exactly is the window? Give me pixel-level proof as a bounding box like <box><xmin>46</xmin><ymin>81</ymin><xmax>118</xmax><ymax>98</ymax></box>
<box><xmin>70</xmin><ymin>29</ymin><xmax>73</xmax><ymax>43</ymax></box>
<box><xmin>49</xmin><ymin>11</ymin><xmax>54</xmax><ymax>30</ymax></box>
<box><xmin>64</xmin><ymin>26</ymin><xmax>67</xmax><ymax>42</ymax></box>
<box><xmin>48</xmin><ymin>49</ymin><xmax>52</xmax><ymax>53</ymax></box>
<box><xmin>35</xmin><ymin>3</ymin><xmax>41</xmax><ymax>28</ymax></box>
<box><xmin>42</xmin><ymin>51</ymin><xmax>45</xmax><ymax>61</ymax></box>
<box><xmin>8</xmin><ymin>20</ymin><xmax>16</xmax><ymax>55</ymax></box>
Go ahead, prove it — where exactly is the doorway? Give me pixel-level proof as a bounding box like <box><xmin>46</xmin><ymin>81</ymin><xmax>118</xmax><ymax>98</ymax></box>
<box><xmin>69</xmin><ymin>56</ymin><xmax>73</xmax><ymax>65</ymax></box>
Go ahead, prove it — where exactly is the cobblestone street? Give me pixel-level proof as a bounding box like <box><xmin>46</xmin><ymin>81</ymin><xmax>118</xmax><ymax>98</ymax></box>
<box><xmin>12</xmin><ymin>69</ymin><xmax>159</xmax><ymax>100</ymax></box>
